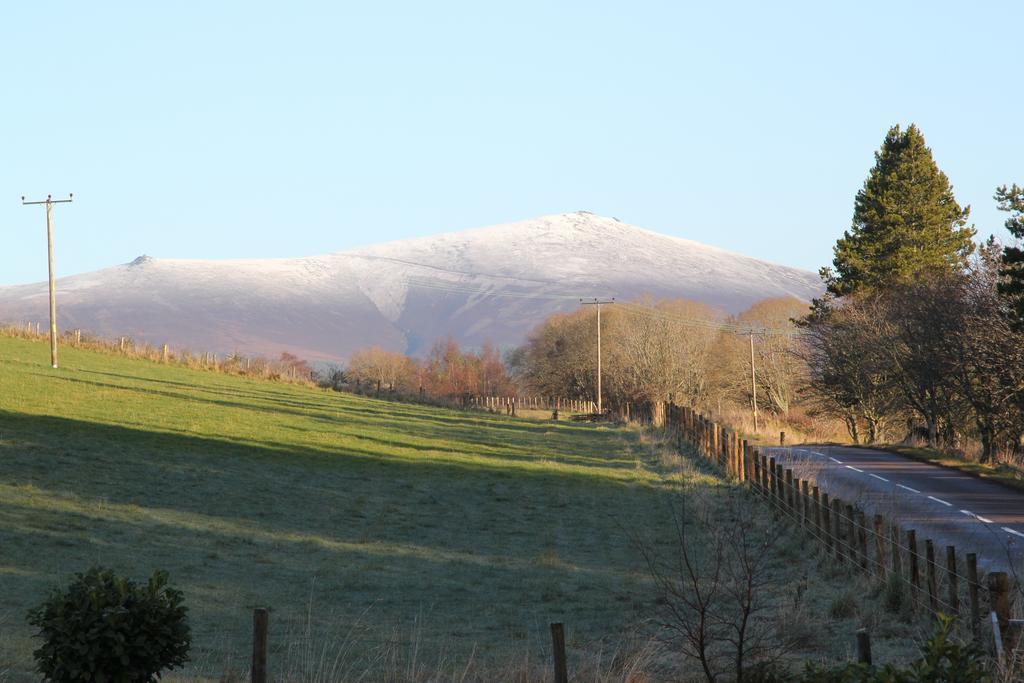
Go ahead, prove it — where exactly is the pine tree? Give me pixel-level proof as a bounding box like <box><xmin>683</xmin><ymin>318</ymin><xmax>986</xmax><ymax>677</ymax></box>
<box><xmin>823</xmin><ymin>124</ymin><xmax>975</xmax><ymax>296</ymax></box>
<box><xmin>995</xmin><ymin>183</ymin><xmax>1024</xmax><ymax>327</ymax></box>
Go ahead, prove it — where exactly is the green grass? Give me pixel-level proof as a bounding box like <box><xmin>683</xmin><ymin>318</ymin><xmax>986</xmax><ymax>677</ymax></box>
<box><xmin>0</xmin><ymin>336</ymin><xmax>927</xmax><ymax>680</ymax></box>
<box><xmin>0</xmin><ymin>336</ymin><xmax>685</xmax><ymax>679</ymax></box>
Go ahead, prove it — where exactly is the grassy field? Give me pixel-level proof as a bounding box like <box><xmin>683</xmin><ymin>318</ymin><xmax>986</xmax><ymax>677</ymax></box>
<box><xmin>0</xmin><ymin>336</ymin><xmax>924</xmax><ymax>680</ymax></box>
<box><xmin>0</xmin><ymin>335</ymin><xmax>687</xmax><ymax>679</ymax></box>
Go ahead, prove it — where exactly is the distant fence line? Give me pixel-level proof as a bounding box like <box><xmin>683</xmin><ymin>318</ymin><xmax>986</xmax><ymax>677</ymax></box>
<box><xmin>664</xmin><ymin>402</ymin><xmax>1024</xmax><ymax>661</ymax></box>
<box><xmin>467</xmin><ymin>395</ymin><xmax>595</xmax><ymax>415</ymax></box>
<box><xmin>1</xmin><ymin>321</ymin><xmax>316</xmax><ymax>383</ymax></box>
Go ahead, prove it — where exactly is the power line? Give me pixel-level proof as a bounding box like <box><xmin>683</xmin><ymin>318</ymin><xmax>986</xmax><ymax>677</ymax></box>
<box><xmin>580</xmin><ymin>298</ymin><xmax>614</xmax><ymax>414</ymax></box>
<box><xmin>21</xmin><ymin>193</ymin><xmax>73</xmax><ymax>369</ymax></box>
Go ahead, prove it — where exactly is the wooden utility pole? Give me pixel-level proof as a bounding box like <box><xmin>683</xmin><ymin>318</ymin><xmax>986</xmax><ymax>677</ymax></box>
<box><xmin>22</xmin><ymin>193</ymin><xmax>73</xmax><ymax>369</ymax></box>
<box><xmin>749</xmin><ymin>332</ymin><xmax>759</xmax><ymax>432</ymax></box>
<box><xmin>581</xmin><ymin>298</ymin><xmax>614</xmax><ymax>415</ymax></box>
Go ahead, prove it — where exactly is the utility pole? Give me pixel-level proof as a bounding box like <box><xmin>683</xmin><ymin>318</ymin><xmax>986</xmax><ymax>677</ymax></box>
<box><xmin>581</xmin><ymin>298</ymin><xmax>614</xmax><ymax>415</ymax></box>
<box><xmin>22</xmin><ymin>193</ymin><xmax>73</xmax><ymax>369</ymax></box>
<box><xmin>749</xmin><ymin>331</ymin><xmax>759</xmax><ymax>433</ymax></box>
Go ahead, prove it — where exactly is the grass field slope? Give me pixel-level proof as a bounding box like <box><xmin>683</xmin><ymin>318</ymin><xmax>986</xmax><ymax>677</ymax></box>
<box><xmin>0</xmin><ymin>336</ymin><xmax>925</xmax><ymax>680</ymax></box>
<box><xmin>0</xmin><ymin>336</ymin><xmax>684</xmax><ymax>679</ymax></box>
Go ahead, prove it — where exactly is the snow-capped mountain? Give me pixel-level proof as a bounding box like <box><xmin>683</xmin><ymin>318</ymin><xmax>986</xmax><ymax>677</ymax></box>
<box><xmin>0</xmin><ymin>212</ymin><xmax>822</xmax><ymax>362</ymax></box>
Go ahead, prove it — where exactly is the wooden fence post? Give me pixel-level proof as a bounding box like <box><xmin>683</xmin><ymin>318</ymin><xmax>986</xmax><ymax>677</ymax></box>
<box><xmin>252</xmin><ymin>608</ymin><xmax>269</xmax><ymax>683</ymax></box>
<box><xmin>845</xmin><ymin>504</ymin><xmax>857</xmax><ymax>567</ymax></box>
<box><xmin>967</xmin><ymin>553</ymin><xmax>980</xmax><ymax>641</ymax></box>
<box><xmin>812</xmin><ymin>486</ymin><xmax>821</xmax><ymax>535</ymax></box>
<box><xmin>890</xmin><ymin>523</ymin><xmax>902</xmax><ymax>577</ymax></box>
<box><xmin>768</xmin><ymin>458</ymin><xmax>777</xmax><ymax>507</ymax></box>
<box><xmin>873</xmin><ymin>514</ymin><xmax>886</xmax><ymax>577</ymax></box>
<box><xmin>945</xmin><ymin>545</ymin><xmax>959</xmax><ymax>615</ymax></box>
<box><xmin>988</xmin><ymin>572</ymin><xmax>1010</xmax><ymax>657</ymax></box>
<box><xmin>784</xmin><ymin>469</ymin><xmax>795</xmax><ymax>512</ymax></box>
<box><xmin>821</xmin><ymin>492</ymin><xmax>832</xmax><ymax>553</ymax></box>
<box><xmin>832</xmin><ymin>499</ymin><xmax>843</xmax><ymax>562</ymax></box>
<box><xmin>745</xmin><ymin>438</ymin><xmax>753</xmax><ymax>481</ymax></box>
<box><xmin>856</xmin><ymin>629</ymin><xmax>872</xmax><ymax>665</ymax></box>
<box><xmin>925</xmin><ymin>540</ymin><xmax>938</xmax><ymax>614</ymax></box>
<box><xmin>753</xmin><ymin>447</ymin><xmax>761</xmax><ymax>490</ymax></box>
<box><xmin>908</xmin><ymin>530</ymin><xmax>920</xmax><ymax>603</ymax></box>
<box><xmin>800</xmin><ymin>480</ymin><xmax>810</xmax><ymax>528</ymax></box>
<box><xmin>771</xmin><ymin>462</ymin><xmax>780</xmax><ymax>503</ymax></box>
<box><xmin>551</xmin><ymin>622</ymin><xmax>568</xmax><ymax>683</ymax></box>
<box><xmin>857</xmin><ymin>511</ymin><xmax>868</xmax><ymax>572</ymax></box>
<box><xmin>735</xmin><ymin>434</ymin><xmax>742</xmax><ymax>481</ymax></box>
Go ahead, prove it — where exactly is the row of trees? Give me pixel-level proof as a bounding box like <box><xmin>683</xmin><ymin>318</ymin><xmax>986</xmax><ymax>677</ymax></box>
<box><xmin>338</xmin><ymin>338</ymin><xmax>515</xmax><ymax>399</ymax></box>
<box><xmin>802</xmin><ymin>124</ymin><xmax>1024</xmax><ymax>461</ymax></box>
<box><xmin>510</xmin><ymin>295</ymin><xmax>809</xmax><ymax>420</ymax></box>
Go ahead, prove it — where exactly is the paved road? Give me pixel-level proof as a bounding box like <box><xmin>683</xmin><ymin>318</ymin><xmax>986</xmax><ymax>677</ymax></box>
<box><xmin>765</xmin><ymin>444</ymin><xmax>1024</xmax><ymax>575</ymax></box>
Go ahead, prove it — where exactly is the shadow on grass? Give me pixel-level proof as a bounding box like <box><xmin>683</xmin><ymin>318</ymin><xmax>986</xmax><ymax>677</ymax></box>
<box><xmin>0</xmin><ymin>409</ymin><xmax>673</xmax><ymax>677</ymax></box>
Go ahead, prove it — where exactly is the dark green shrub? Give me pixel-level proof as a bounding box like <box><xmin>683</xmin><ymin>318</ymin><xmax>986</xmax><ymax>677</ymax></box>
<box><xmin>27</xmin><ymin>567</ymin><xmax>190</xmax><ymax>682</ymax></box>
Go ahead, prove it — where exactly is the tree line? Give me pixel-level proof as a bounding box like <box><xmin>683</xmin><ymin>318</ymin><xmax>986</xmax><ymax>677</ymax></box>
<box><xmin>508</xmin><ymin>296</ymin><xmax>809</xmax><ymax>423</ymax></box>
<box><xmin>327</xmin><ymin>338</ymin><xmax>515</xmax><ymax>399</ymax></box>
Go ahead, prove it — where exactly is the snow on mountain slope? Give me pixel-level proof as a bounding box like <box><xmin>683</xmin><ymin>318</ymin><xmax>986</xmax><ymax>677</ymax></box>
<box><xmin>0</xmin><ymin>212</ymin><xmax>822</xmax><ymax>362</ymax></box>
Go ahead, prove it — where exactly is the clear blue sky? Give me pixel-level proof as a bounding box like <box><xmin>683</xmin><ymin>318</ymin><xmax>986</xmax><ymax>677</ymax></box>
<box><xmin>2</xmin><ymin>1</ymin><xmax>1021</xmax><ymax>285</ymax></box>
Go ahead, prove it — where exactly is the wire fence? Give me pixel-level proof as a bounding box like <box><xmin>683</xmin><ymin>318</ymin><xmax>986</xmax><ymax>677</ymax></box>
<box><xmin>663</xmin><ymin>402</ymin><xmax>1023</xmax><ymax>658</ymax></box>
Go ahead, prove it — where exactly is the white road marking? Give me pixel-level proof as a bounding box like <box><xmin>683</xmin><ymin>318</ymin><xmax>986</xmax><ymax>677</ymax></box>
<box><xmin>869</xmin><ymin>473</ymin><xmax>889</xmax><ymax>482</ymax></box>
<box><xmin>829</xmin><ymin>457</ymin><xmax>843</xmax><ymax>464</ymax></box>
<box><xmin>845</xmin><ymin>465</ymin><xmax>864</xmax><ymax>473</ymax></box>
<box><xmin>927</xmin><ymin>495</ymin><xmax>952</xmax><ymax>507</ymax></box>
<box><xmin>959</xmin><ymin>510</ymin><xmax>995</xmax><ymax>523</ymax></box>
<box><xmin>811</xmin><ymin>451</ymin><xmax>826</xmax><ymax>457</ymax></box>
<box><xmin>1003</xmin><ymin>527</ymin><xmax>1024</xmax><ymax>539</ymax></box>
<box><xmin>897</xmin><ymin>484</ymin><xmax>920</xmax><ymax>494</ymax></box>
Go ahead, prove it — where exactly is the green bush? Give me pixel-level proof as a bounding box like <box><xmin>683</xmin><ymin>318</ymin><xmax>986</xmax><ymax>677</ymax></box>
<box><xmin>27</xmin><ymin>567</ymin><xmax>191</xmax><ymax>682</ymax></box>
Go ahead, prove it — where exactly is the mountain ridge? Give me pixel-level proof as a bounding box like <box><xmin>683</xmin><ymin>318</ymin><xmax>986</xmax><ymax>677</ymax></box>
<box><xmin>0</xmin><ymin>212</ymin><xmax>822</xmax><ymax>362</ymax></box>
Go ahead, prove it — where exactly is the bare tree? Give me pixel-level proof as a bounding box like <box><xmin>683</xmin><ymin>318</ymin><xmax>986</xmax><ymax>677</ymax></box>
<box><xmin>947</xmin><ymin>242</ymin><xmax>1024</xmax><ymax>462</ymax></box>
<box><xmin>608</xmin><ymin>299</ymin><xmax>719</xmax><ymax>409</ymax></box>
<box><xmin>637</xmin><ymin>490</ymin><xmax>798</xmax><ymax>682</ymax></box>
<box><xmin>348</xmin><ymin>346</ymin><xmax>417</xmax><ymax>393</ymax></box>
<box><xmin>798</xmin><ymin>296</ymin><xmax>904</xmax><ymax>443</ymax></box>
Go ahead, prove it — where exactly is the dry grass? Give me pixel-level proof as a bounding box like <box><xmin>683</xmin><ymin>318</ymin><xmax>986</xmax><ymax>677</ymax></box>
<box><xmin>700</xmin><ymin>403</ymin><xmax>849</xmax><ymax>447</ymax></box>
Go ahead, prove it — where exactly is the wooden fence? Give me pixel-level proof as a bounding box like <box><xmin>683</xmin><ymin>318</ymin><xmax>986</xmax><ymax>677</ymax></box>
<box><xmin>468</xmin><ymin>395</ymin><xmax>596</xmax><ymax>415</ymax></box>
<box><xmin>665</xmin><ymin>402</ymin><xmax>1023</xmax><ymax>660</ymax></box>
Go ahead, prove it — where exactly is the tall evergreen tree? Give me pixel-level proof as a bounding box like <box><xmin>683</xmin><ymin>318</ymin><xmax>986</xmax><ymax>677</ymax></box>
<box><xmin>823</xmin><ymin>124</ymin><xmax>975</xmax><ymax>296</ymax></box>
<box><xmin>995</xmin><ymin>183</ymin><xmax>1024</xmax><ymax>327</ymax></box>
